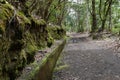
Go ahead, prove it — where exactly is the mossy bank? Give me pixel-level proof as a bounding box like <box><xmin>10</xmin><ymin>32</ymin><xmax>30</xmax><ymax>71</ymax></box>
<box><xmin>0</xmin><ymin>2</ymin><xmax>66</xmax><ymax>80</ymax></box>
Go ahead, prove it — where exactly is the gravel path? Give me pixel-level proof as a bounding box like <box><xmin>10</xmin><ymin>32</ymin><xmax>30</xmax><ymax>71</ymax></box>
<box><xmin>53</xmin><ymin>33</ymin><xmax>120</xmax><ymax>80</ymax></box>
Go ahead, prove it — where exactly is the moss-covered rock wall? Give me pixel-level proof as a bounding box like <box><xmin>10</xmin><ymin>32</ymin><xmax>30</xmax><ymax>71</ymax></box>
<box><xmin>0</xmin><ymin>2</ymin><xmax>66</xmax><ymax>80</ymax></box>
<box><xmin>0</xmin><ymin>2</ymin><xmax>48</xmax><ymax>80</ymax></box>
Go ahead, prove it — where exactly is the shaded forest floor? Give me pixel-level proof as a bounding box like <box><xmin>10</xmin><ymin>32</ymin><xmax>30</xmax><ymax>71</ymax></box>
<box><xmin>53</xmin><ymin>33</ymin><xmax>120</xmax><ymax>80</ymax></box>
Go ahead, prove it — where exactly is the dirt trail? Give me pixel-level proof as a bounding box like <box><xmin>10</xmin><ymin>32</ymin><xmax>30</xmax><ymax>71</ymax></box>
<box><xmin>54</xmin><ymin>33</ymin><xmax>120</xmax><ymax>80</ymax></box>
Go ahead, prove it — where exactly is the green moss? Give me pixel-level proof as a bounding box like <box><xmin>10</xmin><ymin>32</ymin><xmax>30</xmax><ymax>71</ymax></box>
<box><xmin>25</xmin><ymin>32</ymin><xmax>38</xmax><ymax>53</ymax></box>
<box><xmin>47</xmin><ymin>26</ymin><xmax>66</xmax><ymax>40</ymax></box>
<box><xmin>0</xmin><ymin>20</ymin><xmax>5</xmax><ymax>34</ymax></box>
<box><xmin>54</xmin><ymin>64</ymin><xmax>69</xmax><ymax>72</ymax></box>
<box><xmin>0</xmin><ymin>3</ymin><xmax>14</xmax><ymax>20</ymax></box>
<box><xmin>0</xmin><ymin>1</ymin><xmax>66</xmax><ymax>80</ymax></box>
<box><xmin>0</xmin><ymin>9</ymin><xmax>7</xmax><ymax>20</ymax></box>
<box><xmin>32</xmin><ymin>17</ymin><xmax>46</xmax><ymax>26</ymax></box>
<box><xmin>26</xmin><ymin>43</ymin><xmax>37</xmax><ymax>54</ymax></box>
<box><xmin>30</xmin><ymin>18</ymin><xmax>48</xmax><ymax>48</ymax></box>
<box><xmin>47</xmin><ymin>33</ymin><xmax>54</xmax><ymax>47</ymax></box>
<box><xmin>20</xmin><ymin>50</ymin><xmax>27</xmax><ymax>61</ymax></box>
<box><xmin>0</xmin><ymin>2</ymin><xmax>37</xmax><ymax>80</ymax></box>
<box><xmin>26</xmin><ymin>1</ymin><xmax>31</xmax><ymax>7</ymax></box>
<box><xmin>25</xmin><ymin>32</ymin><xmax>38</xmax><ymax>63</ymax></box>
<box><xmin>0</xmin><ymin>64</ymin><xmax>2</xmax><ymax>72</ymax></box>
<box><xmin>16</xmin><ymin>11</ymin><xmax>31</xmax><ymax>32</ymax></box>
<box><xmin>112</xmin><ymin>24</ymin><xmax>120</xmax><ymax>35</ymax></box>
<box><xmin>0</xmin><ymin>3</ymin><xmax>14</xmax><ymax>35</ymax></box>
<box><xmin>37</xmin><ymin>19</ymin><xmax>46</xmax><ymax>25</ymax></box>
<box><xmin>17</xmin><ymin>11</ymin><xmax>31</xmax><ymax>24</ymax></box>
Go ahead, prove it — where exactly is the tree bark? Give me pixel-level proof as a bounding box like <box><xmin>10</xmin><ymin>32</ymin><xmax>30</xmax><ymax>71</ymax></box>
<box><xmin>91</xmin><ymin>0</ymin><xmax>97</xmax><ymax>33</ymax></box>
<box><xmin>98</xmin><ymin>0</ymin><xmax>113</xmax><ymax>32</ymax></box>
<box><xmin>108</xmin><ymin>5</ymin><xmax>112</xmax><ymax>31</ymax></box>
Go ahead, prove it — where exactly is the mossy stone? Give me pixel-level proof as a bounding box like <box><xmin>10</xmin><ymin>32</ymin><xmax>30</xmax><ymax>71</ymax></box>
<box><xmin>17</xmin><ymin>11</ymin><xmax>31</xmax><ymax>25</ymax></box>
<box><xmin>47</xmin><ymin>25</ymin><xmax>66</xmax><ymax>40</ymax></box>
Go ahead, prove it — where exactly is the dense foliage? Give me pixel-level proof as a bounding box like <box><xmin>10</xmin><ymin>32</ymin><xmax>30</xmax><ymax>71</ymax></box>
<box><xmin>65</xmin><ymin>0</ymin><xmax>120</xmax><ymax>36</ymax></box>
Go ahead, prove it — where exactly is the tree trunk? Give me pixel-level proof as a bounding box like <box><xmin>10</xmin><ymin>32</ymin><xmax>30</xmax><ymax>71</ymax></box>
<box><xmin>91</xmin><ymin>0</ymin><xmax>97</xmax><ymax>33</ymax></box>
<box><xmin>101</xmin><ymin>19</ymin><xmax>106</xmax><ymax>31</ymax></box>
<box><xmin>108</xmin><ymin>6</ymin><xmax>112</xmax><ymax>32</ymax></box>
<box><xmin>98</xmin><ymin>0</ymin><xmax>113</xmax><ymax>32</ymax></box>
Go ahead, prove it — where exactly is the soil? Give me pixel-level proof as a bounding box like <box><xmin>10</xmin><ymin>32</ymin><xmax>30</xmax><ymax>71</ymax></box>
<box><xmin>53</xmin><ymin>33</ymin><xmax>120</xmax><ymax>80</ymax></box>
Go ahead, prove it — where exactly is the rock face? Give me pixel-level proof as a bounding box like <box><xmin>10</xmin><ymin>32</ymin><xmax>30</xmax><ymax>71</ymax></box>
<box><xmin>0</xmin><ymin>1</ymin><xmax>66</xmax><ymax>80</ymax></box>
<box><xmin>0</xmin><ymin>3</ymin><xmax>44</xmax><ymax>80</ymax></box>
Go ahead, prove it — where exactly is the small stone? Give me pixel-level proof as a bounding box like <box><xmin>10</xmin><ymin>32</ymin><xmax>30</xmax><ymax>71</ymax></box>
<box><xmin>115</xmin><ymin>75</ymin><xmax>120</xmax><ymax>79</ymax></box>
<box><xmin>26</xmin><ymin>67</ymin><xmax>32</xmax><ymax>70</ymax></box>
<box><xmin>117</xmin><ymin>53</ymin><xmax>120</xmax><ymax>57</ymax></box>
<box><xmin>85</xmin><ymin>68</ymin><xmax>88</xmax><ymax>70</ymax></box>
<box><xmin>98</xmin><ymin>74</ymin><xmax>102</xmax><ymax>76</ymax></box>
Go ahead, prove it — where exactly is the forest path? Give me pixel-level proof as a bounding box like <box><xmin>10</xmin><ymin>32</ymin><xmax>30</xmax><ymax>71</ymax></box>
<box><xmin>54</xmin><ymin>33</ymin><xmax>120</xmax><ymax>80</ymax></box>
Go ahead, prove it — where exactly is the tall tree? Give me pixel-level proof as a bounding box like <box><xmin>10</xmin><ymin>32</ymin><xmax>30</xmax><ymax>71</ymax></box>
<box><xmin>98</xmin><ymin>0</ymin><xmax>113</xmax><ymax>32</ymax></box>
<box><xmin>91</xmin><ymin>0</ymin><xmax>97</xmax><ymax>33</ymax></box>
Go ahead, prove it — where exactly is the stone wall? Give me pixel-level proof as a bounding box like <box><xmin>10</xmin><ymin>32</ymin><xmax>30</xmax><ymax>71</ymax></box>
<box><xmin>0</xmin><ymin>2</ymin><xmax>49</xmax><ymax>80</ymax></box>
